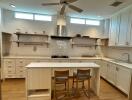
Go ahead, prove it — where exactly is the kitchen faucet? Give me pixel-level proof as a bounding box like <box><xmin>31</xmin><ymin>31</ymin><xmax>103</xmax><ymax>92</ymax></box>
<box><xmin>122</xmin><ymin>53</ymin><xmax>130</xmax><ymax>63</ymax></box>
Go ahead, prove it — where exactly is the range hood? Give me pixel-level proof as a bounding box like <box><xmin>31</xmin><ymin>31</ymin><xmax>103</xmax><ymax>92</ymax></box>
<box><xmin>51</xmin><ymin>14</ymin><xmax>71</xmax><ymax>40</ymax></box>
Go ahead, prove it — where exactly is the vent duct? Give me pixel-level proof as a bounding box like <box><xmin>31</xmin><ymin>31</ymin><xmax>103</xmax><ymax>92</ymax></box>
<box><xmin>110</xmin><ymin>0</ymin><xmax>124</xmax><ymax>7</ymax></box>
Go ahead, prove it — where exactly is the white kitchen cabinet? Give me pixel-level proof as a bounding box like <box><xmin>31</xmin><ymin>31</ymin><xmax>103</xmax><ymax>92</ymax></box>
<box><xmin>128</xmin><ymin>7</ymin><xmax>132</xmax><ymax>46</ymax></box>
<box><xmin>26</xmin><ymin>68</ymin><xmax>51</xmax><ymax>100</ymax></box>
<box><xmin>102</xmin><ymin>19</ymin><xmax>110</xmax><ymax>38</ymax></box>
<box><xmin>100</xmin><ymin>60</ymin><xmax>107</xmax><ymax>79</ymax></box>
<box><xmin>102</xmin><ymin>61</ymin><xmax>131</xmax><ymax>95</ymax></box>
<box><xmin>15</xmin><ymin>59</ymin><xmax>26</xmax><ymax>78</ymax></box>
<box><xmin>3</xmin><ymin>59</ymin><xmax>16</xmax><ymax>78</ymax></box>
<box><xmin>118</xmin><ymin>9</ymin><xmax>130</xmax><ymax>46</ymax></box>
<box><xmin>116</xmin><ymin>65</ymin><xmax>131</xmax><ymax>94</ymax></box>
<box><xmin>109</xmin><ymin>14</ymin><xmax>120</xmax><ymax>46</ymax></box>
<box><xmin>107</xmin><ymin>63</ymin><xmax>116</xmax><ymax>85</ymax></box>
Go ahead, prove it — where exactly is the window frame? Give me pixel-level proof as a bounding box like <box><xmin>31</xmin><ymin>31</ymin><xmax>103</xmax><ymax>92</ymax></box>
<box><xmin>14</xmin><ymin>12</ymin><xmax>34</xmax><ymax>20</ymax></box>
<box><xmin>34</xmin><ymin>14</ymin><xmax>52</xmax><ymax>22</ymax></box>
<box><xmin>70</xmin><ymin>18</ymin><xmax>85</xmax><ymax>25</ymax></box>
<box><xmin>86</xmin><ymin>19</ymin><xmax>100</xmax><ymax>26</ymax></box>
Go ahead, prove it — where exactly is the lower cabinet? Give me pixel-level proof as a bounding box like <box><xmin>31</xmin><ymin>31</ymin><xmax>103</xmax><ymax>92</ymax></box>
<box><xmin>100</xmin><ymin>60</ymin><xmax>107</xmax><ymax>79</ymax></box>
<box><xmin>116</xmin><ymin>65</ymin><xmax>131</xmax><ymax>94</ymax></box>
<box><xmin>101</xmin><ymin>60</ymin><xmax>131</xmax><ymax>95</ymax></box>
<box><xmin>107</xmin><ymin>63</ymin><xmax>116</xmax><ymax>85</ymax></box>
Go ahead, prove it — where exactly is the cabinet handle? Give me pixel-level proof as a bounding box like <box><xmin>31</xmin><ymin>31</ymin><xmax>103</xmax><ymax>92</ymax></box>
<box><xmin>116</xmin><ymin>67</ymin><xmax>119</xmax><ymax>71</ymax></box>
<box><xmin>8</xmin><ymin>66</ymin><xmax>12</xmax><ymax>68</ymax></box>
<box><xmin>8</xmin><ymin>71</ymin><xmax>12</xmax><ymax>72</ymax></box>
<box><xmin>8</xmin><ymin>61</ymin><xmax>12</xmax><ymax>63</ymax></box>
<box><xmin>20</xmin><ymin>61</ymin><xmax>23</xmax><ymax>63</ymax></box>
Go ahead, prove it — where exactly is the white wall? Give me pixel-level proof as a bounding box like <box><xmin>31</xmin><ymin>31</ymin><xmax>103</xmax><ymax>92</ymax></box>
<box><xmin>2</xmin><ymin>9</ymin><xmax>103</xmax><ymax>57</ymax></box>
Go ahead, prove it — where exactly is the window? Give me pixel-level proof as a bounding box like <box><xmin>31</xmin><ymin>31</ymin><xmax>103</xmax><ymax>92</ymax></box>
<box><xmin>15</xmin><ymin>12</ymin><xmax>33</xmax><ymax>20</ymax></box>
<box><xmin>34</xmin><ymin>14</ymin><xmax>52</xmax><ymax>21</ymax></box>
<box><xmin>70</xmin><ymin>18</ymin><xmax>85</xmax><ymax>24</ymax></box>
<box><xmin>86</xmin><ymin>20</ymin><xmax>100</xmax><ymax>26</ymax></box>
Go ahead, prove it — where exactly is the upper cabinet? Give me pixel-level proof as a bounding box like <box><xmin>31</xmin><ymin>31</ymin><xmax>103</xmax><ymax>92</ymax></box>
<box><xmin>118</xmin><ymin>9</ymin><xmax>130</xmax><ymax>46</ymax></box>
<box><xmin>108</xmin><ymin>6</ymin><xmax>132</xmax><ymax>47</ymax></box>
<box><xmin>129</xmin><ymin>8</ymin><xmax>132</xmax><ymax>46</ymax></box>
<box><xmin>109</xmin><ymin>14</ymin><xmax>120</xmax><ymax>46</ymax></box>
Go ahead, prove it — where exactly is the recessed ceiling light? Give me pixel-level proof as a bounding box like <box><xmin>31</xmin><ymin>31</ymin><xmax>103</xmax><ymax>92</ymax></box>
<box><xmin>10</xmin><ymin>4</ymin><xmax>16</xmax><ymax>8</ymax></box>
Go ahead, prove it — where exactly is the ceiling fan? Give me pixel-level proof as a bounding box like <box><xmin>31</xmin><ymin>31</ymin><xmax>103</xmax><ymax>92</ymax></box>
<box><xmin>42</xmin><ymin>0</ymin><xmax>83</xmax><ymax>15</ymax></box>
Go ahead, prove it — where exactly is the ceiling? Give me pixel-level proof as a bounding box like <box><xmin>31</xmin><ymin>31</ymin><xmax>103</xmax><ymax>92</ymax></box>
<box><xmin>0</xmin><ymin>0</ymin><xmax>132</xmax><ymax>19</ymax></box>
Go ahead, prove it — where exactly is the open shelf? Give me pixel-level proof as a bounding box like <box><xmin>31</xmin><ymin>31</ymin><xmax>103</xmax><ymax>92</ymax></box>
<box><xmin>15</xmin><ymin>41</ymin><xmax>49</xmax><ymax>46</ymax></box>
<box><xmin>98</xmin><ymin>38</ymin><xmax>109</xmax><ymax>46</ymax></box>
<box><xmin>71</xmin><ymin>43</ymin><xmax>97</xmax><ymax>47</ymax></box>
<box><xmin>28</xmin><ymin>89</ymin><xmax>50</xmax><ymax>98</ymax></box>
<box><xmin>14</xmin><ymin>32</ymin><xmax>49</xmax><ymax>47</ymax></box>
<box><xmin>71</xmin><ymin>36</ymin><xmax>98</xmax><ymax>48</ymax></box>
<box><xmin>15</xmin><ymin>32</ymin><xmax>48</xmax><ymax>37</ymax></box>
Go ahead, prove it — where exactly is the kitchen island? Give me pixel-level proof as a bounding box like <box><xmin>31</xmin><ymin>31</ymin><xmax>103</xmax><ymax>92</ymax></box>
<box><xmin>26</xmin><ymin>62</ymin><xmax>100</xmax><ymax>100</ymax></box>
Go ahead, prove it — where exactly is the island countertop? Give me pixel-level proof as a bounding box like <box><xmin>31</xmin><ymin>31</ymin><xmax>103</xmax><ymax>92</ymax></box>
<box><xmin>26</xmin><ymin>62</ymin><xmax>100</xmax><ymax>68</ymax></box>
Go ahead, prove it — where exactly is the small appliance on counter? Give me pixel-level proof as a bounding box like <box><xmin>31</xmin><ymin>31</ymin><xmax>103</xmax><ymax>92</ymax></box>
<box><xmin>51</xmin><ymin>55</ymin><xmax>69</xmax><ymax>58</ymax></box>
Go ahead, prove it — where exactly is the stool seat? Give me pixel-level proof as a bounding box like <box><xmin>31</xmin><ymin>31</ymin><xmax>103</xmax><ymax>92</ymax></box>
<box><xmin>73</xmin><ymin>72</ymin><xmax>91</xmax><ymax>80</ymax></box>
<box><xmin>55</xmin><ymin>76</ymin><xmax>68</xmax><ymax>83</ymax></box>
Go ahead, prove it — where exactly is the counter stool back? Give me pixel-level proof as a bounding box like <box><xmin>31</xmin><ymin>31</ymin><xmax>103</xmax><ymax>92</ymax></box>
<box><xmin>54</xmin><ymin>70</ymin><xmax>69</xmax><ymax>100</ymax></box>
<box><xmin>72</xmin><ymin>69</ymin><xmax>91</xmax><ymax>98</ymax></box>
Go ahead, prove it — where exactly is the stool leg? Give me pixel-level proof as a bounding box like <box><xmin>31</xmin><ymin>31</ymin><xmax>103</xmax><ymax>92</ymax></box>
<box><xmin>76</xmin><ymin>78</ymin><xmax>79</xmax><ymax>95</ymax></box>
<box><xmin>54</xmin><ymin>82</ymin><xmax>56</xmax><ymax>100</ymax></box>
<box><xmin>67</xmin><ymin>80</ymin><xmax>70</xmax><ymax>97</ymax></box>
<box><xmin>88</xmin><ymin>79</ymin><xmax>90</xmax><ymax>98</ymax></box>
<box><xmin>72</xmin><ymin>76</ymin><xmax>74</xmax><ymax>88</ymax></box>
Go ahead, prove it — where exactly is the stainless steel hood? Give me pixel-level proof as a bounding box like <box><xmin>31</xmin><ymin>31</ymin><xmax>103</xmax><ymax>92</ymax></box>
<box><xmin>51</xmin><ymin>14</ymin><xmax>71</xmax><ymax>40</ymax></box>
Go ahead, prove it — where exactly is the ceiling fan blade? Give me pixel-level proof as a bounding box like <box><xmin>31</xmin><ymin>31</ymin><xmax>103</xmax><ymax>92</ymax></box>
<box><xmin>42</xmin><ymin>3</ymin><xmax>60</xmax><ymax>6</ymax></box>
<box><xmin>65</xmin><ymin>0</ymin><xmax>78</xmax><ymax>3</ymax></box>
<box><xmin>60</xmin><ymin>5</ymin><xmax>66</xmax><ymax>15</ymax></box>
<box><xmin>68</xmin><ymin>4</ymin><xmax>83</xmax><ymax>13</ymax></box>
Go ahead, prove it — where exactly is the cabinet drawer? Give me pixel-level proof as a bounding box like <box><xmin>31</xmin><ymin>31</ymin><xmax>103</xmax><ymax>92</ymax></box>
<box><xmin>5</xmin><ymin>74</ymin><xmax>15</xmax><ymax>78</ymax></box>
<box><xmin>16</xmin><ymin>59</ymin><xmax>26</xmax><ymax>66</ymax></box>
<box><xmin>28</xmin><ymin>96</ymin><xmax>50</xmax><ymax>100</ymax></box>
<box><xmin>16</xmin><ymin>74</ymin><xmax>25</xmax><ymax>78</ymax></box>
<box><xmin>5</xmin><ymin>69</ymin><xmax>15</xmax><ymax>74</ymax></box>
<box><xmin>4</xmin><ymin>59</ymin><xmax>15</xmax><ymax>67</ymax></box>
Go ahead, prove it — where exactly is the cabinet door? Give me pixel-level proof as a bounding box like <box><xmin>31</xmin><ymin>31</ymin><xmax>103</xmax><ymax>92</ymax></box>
<box><xmin>107</xmin><ymin>63</ymin><xmax>116</xmax><ymax>85</ymax></box>
<box><xmin>100</xmin><ymin>61</ymin><xmax>107</xmax><ymax>79</ymax></box>
<box><xmin>118</xmin><ymin>10</ymin><xmax>130</xmax><ymax>46</ymax></box>
<box><xmin>27</xmin><ymin>68</ymin><xmax>51</xmax><ymax>90</ymax></box>
<box><xmin>129</xmin><ymin>7</ymin><xmax>132</xmax><ymax>46</ymax></box>
<box><xmin>116</xmin><ymin>66</ymin><xmax>131</xmax><ymax>94</ymax></box>
<box><xmin>109</xmin><ymin>14</ymin><xmax>120</xmax><ymax>46</ymax></box>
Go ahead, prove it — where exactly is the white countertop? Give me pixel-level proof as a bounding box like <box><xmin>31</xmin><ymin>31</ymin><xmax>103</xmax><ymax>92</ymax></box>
<box><xmin>26</xmin><ymin>62</ymin><xmax>100</xmax><ymax>68</ymax></box>
<box><xmin>3</xmin><ymin>56</ymin><xmax>132</xmax><ymax>69</ymax></box>
<box><xmin>3</xmin><ymin>56</ymin><xmax>101</xmax><ymax>60</ymax></box>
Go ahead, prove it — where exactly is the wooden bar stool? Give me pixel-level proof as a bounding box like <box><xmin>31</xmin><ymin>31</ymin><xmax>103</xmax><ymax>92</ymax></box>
<box><xmin>72</xmin><ymin>69</ymin><xmax>91</xmax><ymax>98</ymax></box>
<box><xmin>54</xmin><ymin>70</ymin><xmax>69</xmax><ymax>100</ymax></box>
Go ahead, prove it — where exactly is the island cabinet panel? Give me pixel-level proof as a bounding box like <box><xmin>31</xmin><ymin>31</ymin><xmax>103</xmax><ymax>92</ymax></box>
<box><xmin>26</xmin><ymin>68</ymin><xmax>51</xmax><ymax>100</ymax></box>
<box><xmin>27</xmin><ymin>68</ymin><xmax>51</xmax><ymax>90</ymax></box>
